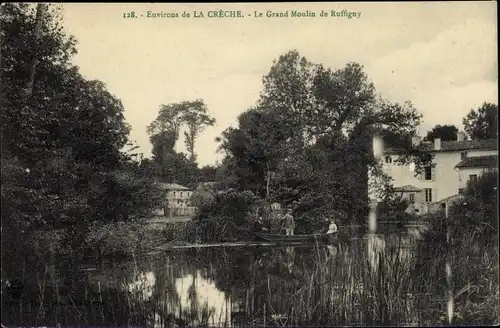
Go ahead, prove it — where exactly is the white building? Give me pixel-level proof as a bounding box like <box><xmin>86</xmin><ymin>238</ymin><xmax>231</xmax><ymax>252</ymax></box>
<box><xmin>455</xmin><ymin>154</ymin><xmax>498</xmax><ymax>192</ymax></box>
<box><xmin>373</xmin><ymin>131</ymin><xmax>497</xmax><ymax>215</ymax></box>
<box><xmin>157</xmin><ymin>183</ymin><xmax>196</xmax><ymax>217</ymax></box>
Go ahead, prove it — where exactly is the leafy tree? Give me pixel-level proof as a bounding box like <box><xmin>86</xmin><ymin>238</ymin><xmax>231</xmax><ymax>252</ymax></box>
<box><xmin>146</xmin><ymin>103</ymin><xmax>186</xmax><ymax>140</ymax></box>
<box><xmin>146</xmin><ymin>100</ymin><xmax>216</xmax><ymax>186</ymax></box>
<box><xmin>193</xmin><ymin>189</ymin><xmax>261</xmax><ymax>242</ymax></box>
<box><xmin>256</xmin><ymin>50</ymin><xmax>315</xmax><ymax>149</ymax></box>
<box><xmin>146</xmin><ymin>128</ymin><xmax>199</xmax><ymax>187</ymax></box>
<box><xmin>463</xmin><ymin>102</ymin><xmax>498</xmax><ymax>140</ymax></box>
<box><xmin>158</xmin><ymin>152</ymin><xmax>199</xmax><ymax>188</ymax></box>
<box><xmin>181</xmin><ymin>99</ymin><xmax>216</xmax><ymax>162</ymax></box>
<box><xmin>190</xmin><ymin>184</ymin><xmax>216</xmax><ymax>209</ymax></box>
<box><xmin>199</xmin><ymin>165</ymin><xmax>218</xmax><ymax>182</ymax></box>
<box><xmin>0</xmin><ymin>3</ymin><xmax>164</xmax><ymax>276</ymax></box>
<box><xmin>217</xmin><ymin>50</ymin><xmax>427</xmax><ymax>226</ymax></box>
<box><xmin>147</xmin><ymin>99</ymin><xmax>215</xmax><ymax>162</ymax></box>
<box><xmin>381</xmin><ymin>130</ymin><xmax>413</xmax><ymax>149</ymax></box>
<box><xmin>217</xmin><ymin>108</ymin><xmax>288</xmax><ymax>197</ymax></box>
<box><xmin>150</xmin><ymin>130</ymin><xmax>178</xmax><ymax>167</ymax></box>
<box><xmin>449</xmin><ymin>170</ymin><xmax>498</xmax><ymax>240</ymax></box>
<box><xmin>423</xmin><ymin>124</ymin><xmax>459</xmax><ymax>142</ymax></box>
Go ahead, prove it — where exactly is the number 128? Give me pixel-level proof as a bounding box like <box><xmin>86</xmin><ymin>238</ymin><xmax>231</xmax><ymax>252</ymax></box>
<box><xmin>123</xmin><ymin>11</ymin><xmax>136</xmax><ymax>18</ymax></box>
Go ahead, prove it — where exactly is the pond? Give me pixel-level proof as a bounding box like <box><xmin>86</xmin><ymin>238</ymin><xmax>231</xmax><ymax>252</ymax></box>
<box><xmin>1</xmin><ymin>228</ymin><xmax>467</xmax><ymax>327</ymax></box>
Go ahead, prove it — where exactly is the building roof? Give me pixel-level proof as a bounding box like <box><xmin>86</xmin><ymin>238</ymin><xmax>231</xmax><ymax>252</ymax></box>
<box><xmin>455</xmin><ymin>154</ymin><xmax>498</xmax><ymax>169</ymax></box>
<box><xmin>158</xmin><ymin>183</ymin><xmax>190</xmax><ymax>191</ymax></box>
<box><xmin>393</xmin><ymin>185</ymin><xmax>422</xmax><ymax>192</ymax></box>
<box><xmin>430</xmin><ymin>193</ymin><xmax>464</xmax><ymax>205</ymax></box>
<box><xmin>385</xmin><ymin>138</ymin><xmax>497</xmax><ymax>154</ymax></box>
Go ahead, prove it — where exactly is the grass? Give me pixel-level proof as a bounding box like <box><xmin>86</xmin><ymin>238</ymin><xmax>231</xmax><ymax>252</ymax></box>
<box><xmin>2</xmin><ymin>224</ymin><xmax>498</xmax><ymax>327</ymax></box>
<box><xmin>249</xmin><ymin>237</ymin><xmax>421</xmax><ymax>326</ymax></box>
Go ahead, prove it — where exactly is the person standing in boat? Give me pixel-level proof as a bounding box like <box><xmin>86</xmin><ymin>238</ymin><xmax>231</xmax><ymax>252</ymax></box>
<box><xmin>283</xmin><ymin>209</ymin><xmax>295</xmax><ymax>236</ymax></box>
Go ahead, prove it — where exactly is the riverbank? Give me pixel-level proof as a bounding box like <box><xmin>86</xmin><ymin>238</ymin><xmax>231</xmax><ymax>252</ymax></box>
<box><xmin>139</xmin><ymin>221</ymin><xmax>428</xmax><ymax>256</ymax></box>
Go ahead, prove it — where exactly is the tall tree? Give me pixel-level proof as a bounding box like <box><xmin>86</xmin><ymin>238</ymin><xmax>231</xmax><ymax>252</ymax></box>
<box><xmin>24</xmin><ymin>3</ymin><xmax>46</xmax><ymax>97</ymax></box>
<box><xmin>181</xmin><ymin>99</ymin><xmax>216</xmax><ymax>162</ymax></box>
<box><xmin>217</xmin><ymin>50</ymin><xmax>427</xmax><ymax>224</ymax></box>
<box><xmin>146</xmin><ymin>103</ymin><xmax>186</xmax><ymax>140</ymax></box>
<box><xmin>1</xmin><ymin>3</ymin><xmax>164</xmax><ymax>267</ymax></box>
<box><xmin>217</xmin><ymin>107</ymin><xmax>288</xmax><ymax>197</ymax></box>
<box><xmin>150</xmin><ymin>130</ymin><xmax>178</xmax><ymax>167</ymax></box>
<box><xmin>463</xmin><ymin>102</ymin><xmax>498</xmax><ymax>140</ymax></box>
<box><xmin>147</xmin><ymin>100</ymin><xmax>215</xmax><ymax>162</ymax></box>
<box><xmin>423</xmin><ymin>124</ymin><xmax>459</xmax><ymax>142</ymax></box>
<box><xmin>257</xmin><ymin>50</ymin><xmax>315</xmax><ymax>149</ymax></box>
<box><xmin>148</xmin><ymin>130</ymin><xmax>199</xmax><ymax>187</ymax></box>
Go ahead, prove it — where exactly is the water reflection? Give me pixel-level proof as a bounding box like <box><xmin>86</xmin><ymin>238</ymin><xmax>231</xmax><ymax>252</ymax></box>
<box><xmin>326</xmin><ymin>245</ymin><xmax>338</xmax><ymax>258</ymax></box>
<box><xmin>2</xmin><ymin>229</ymin><xmax>447</xmax><ymax>327</ymax></box>
<box><xmin>175</xmin><ymin>270</ymin><xmax>230</xmax><ymax>326</ymax></box>
<box><xmin>128</xmin><ymin>271</ymin><xmax>155</xmax><ymax>300</ymax></box>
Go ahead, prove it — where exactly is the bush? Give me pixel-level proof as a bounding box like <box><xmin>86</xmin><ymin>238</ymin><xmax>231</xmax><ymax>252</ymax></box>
<box><xmin>85</xmin><ymin>221</ymin><xmax>154</xmax><ymax>258</ymax></box>
<box><xmin>448</xmin><ymin>170</ymin><xmax>498</xmax><ymax>241</ymax></box>
<box><xmin>376</xmin><ymin>196</ymin><xmax>417</xmax><ymax>222</ymax></box>
<box><xmin>294</xmin><ymin>208</ymin><xmax>331</xmax><ymax>234</ymax></box>
<box><xmin>412</xmin><ymin>170</ymin><xmax>499</xmax><ymax>325</ymax></box>
<box><xmin>192</xmin><ymin>189</ymin><xmax>261</xmax><ymax>242</ymax></box>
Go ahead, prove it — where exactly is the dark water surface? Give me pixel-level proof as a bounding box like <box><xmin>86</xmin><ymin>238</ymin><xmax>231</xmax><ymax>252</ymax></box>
<box><xmin>2</xmin><ymin>227</ymin><xmax>459</xmax><ymax>327</ymax></box>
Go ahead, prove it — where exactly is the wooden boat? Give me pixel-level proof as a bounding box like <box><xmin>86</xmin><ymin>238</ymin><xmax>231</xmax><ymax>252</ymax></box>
<box><xmin>257</xmin><ymin>231</ymin><xmax>337</xmax><ymax>243</ymax></box>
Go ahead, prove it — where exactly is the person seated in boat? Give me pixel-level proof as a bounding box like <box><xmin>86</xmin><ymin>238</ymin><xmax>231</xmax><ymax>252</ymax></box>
<box><xmin>327</xmin><ymin>219</ymin><xmax>338</xmax><ymax>234</ymax></box>
<box><xmin>283</xmin><ymin>209</ymin><xmax>295</xmax><ymax>236</ymax></box>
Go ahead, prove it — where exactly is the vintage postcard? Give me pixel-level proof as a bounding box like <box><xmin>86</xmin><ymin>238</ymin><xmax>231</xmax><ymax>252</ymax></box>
<box><xmin>1</xmin><ymin>2</ymin><xmax>498</xmax><ymax>327</ymax></box>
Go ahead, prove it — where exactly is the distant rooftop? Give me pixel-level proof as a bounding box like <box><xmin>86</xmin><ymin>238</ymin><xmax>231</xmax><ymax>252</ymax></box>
<box><xmin>158</xmin><ymin>183</ymin><xmax>190</xmax><ymax>191</ymax></box>
<box><xmin>385</xmin><ymin>139</ymin><xmax>497</xmax><ymax>154</ymax></box>
<box><xmin>455</xmin><ymin>154</ymin><xmax>498</xmax><ymax>169</ymax></box>
<box><xmin>430</xmin><ymin>193</ymin><xmax>463</xmax><ymax>205</ymax></box>
<box><xmin>393</xmin><ymin>185</ymin><xmax>422</xmax><ymax>192</ymax></box>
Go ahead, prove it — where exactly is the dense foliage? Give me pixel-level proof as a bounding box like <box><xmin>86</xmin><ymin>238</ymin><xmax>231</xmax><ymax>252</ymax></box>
<box><xmin>216</xmin><ymin>50</ymin><xmax>429</xmax><ymax>228</ymax></box>
<box><xmin>414</xmin><ymin>170</ymin><xmax>499</xmax><ymax>324</ymax></box>
<box><xmin>463</xmin><ymin>102</ymin><xmax>498</xmax><ymax>140</ymax></box>
<box><xmin>1</xmin><ymin>3</ymin><xmax>164</xmax><ymax>278</ymax></box>
<box><xmin>144</xmin><ymin>99</ymin><xmax>217</xmax><ymax>188</ymax></box>
<box><xmin>424</xmin><ymin>124</ymin><xmax>459</xmax><ymax>142</ymax></box>
<box><xmin>191</xmin><ymin>189</ymin><xmax>261</xmax><ymax>243</ymax></box>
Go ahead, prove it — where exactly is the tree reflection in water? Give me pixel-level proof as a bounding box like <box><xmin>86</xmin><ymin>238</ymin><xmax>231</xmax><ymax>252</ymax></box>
<box><xmin>2</xmin><ymin>230</ymin><xmax>456</xmax><ymax>327</ymax></box>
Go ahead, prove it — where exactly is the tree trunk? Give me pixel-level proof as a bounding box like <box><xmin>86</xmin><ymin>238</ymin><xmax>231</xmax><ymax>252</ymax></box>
<box><xmin>25</xmin><ymin>4</ymin><xmax>46</xmax><ymax>98</ymax></box>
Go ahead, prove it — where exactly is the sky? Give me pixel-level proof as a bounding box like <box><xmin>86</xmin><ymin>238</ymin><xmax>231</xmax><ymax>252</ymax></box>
<box><xmin>61</xmin><ymin>2</ymin><xmax>498</xmax><ymax>166</ymax></box>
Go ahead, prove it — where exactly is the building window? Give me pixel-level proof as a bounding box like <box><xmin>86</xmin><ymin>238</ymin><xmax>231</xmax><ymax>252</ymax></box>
<box><xmin>415</xmin><ymin>209</ymin><xmax>419</xmax><ymax>213</ymax></box>
<box><xmin>460</xmin><ymin>152</ymin><xmax>467</xmax><ymax>160</ymax></box>
<box><xmin>469</xmin><ymin>174</ymin><xmax>478</xmax><ymax>185</ymax></box>
<box><xmin>173</xmin><ymin>192</ymin><xmax>176</xmax><ymax>198</ymax></box>
<box><xmin>424</xmin><ymin>166</ymin><xmax>432</xmax><ymax>180</ymax></box>
<box><xmin>409</xmin><ymin>193</ymin><xmax>415</xmax><ymax>203</ymax></box>
<box><xmin>180</xmin><ymin>192</ymin><xmax>184</xmax><ymax>198</ymax></box>
<box><xmin>441</xmin><ymin>203</ymin><xmax>446</xmax><ymax>209</ymax></box>
<box><xmin>385</xmin><ymin>156</ymin><xmax>392</xmax><ymax>164</ymax></box>
<box><xmin>425</xmin><ymin>188</ymin><xmax>433</xmax><ymax>203</ymax></box>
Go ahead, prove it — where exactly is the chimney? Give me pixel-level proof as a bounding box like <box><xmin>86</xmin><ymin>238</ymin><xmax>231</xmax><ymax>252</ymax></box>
<box><xmin>457</xmin><ymin>131</ymin><xmax>465</xmax><ymax>142</ymax></box>
<box><xmin>411</xmin><ymin>136</ymin><xmax>421</xmax><ymax>147</ymax></box>
<box><xmin>434</xmin><ymin>138</ymin><xmax>441</xmax><ymax>150</ymax></box>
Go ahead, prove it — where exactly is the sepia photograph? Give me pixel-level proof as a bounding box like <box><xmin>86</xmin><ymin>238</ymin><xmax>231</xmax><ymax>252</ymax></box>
<box><xmin>1</xmin><ymin>2</ymin><xmax>498</xmax><ymax>327</ymax></box>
